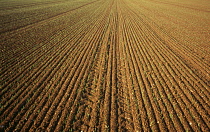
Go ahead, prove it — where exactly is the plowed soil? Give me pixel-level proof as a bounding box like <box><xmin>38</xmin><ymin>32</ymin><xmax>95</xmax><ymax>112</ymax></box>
<box><xmin>0</xmin><ymin>0</ymin><xmax>210</xmax><ymax>131</ymax></box>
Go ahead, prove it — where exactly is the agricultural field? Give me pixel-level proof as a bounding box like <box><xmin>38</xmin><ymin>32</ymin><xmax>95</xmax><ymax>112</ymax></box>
<box><xmin>0</xmin><ymin>0</ymin><xmax>210</xmax><ymax>131</ymax></box>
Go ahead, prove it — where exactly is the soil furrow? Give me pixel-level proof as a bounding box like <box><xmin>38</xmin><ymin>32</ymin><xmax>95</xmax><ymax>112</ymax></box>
<box><xmin>1</xmin><ymin>0</ymin><xmax>209</xmax><ymax>131</ymax></box>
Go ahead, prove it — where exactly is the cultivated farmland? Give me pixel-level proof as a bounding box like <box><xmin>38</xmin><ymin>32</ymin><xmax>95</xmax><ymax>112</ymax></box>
<box><xmin>0</xmin><ymin>0</ymin><xmax>210</xmax><ymax>131</ymax></box>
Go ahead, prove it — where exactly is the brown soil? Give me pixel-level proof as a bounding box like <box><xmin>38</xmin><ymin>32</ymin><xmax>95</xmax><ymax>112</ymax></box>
<box><xmin>1</xmin><ymin>0</ymin><xmax>209</xmax><ymax>131</ymax></box>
